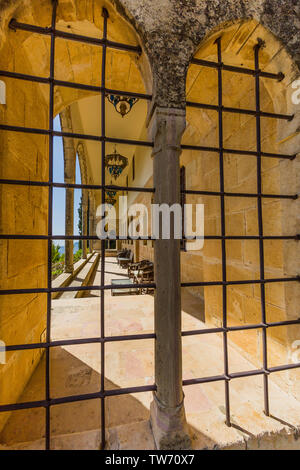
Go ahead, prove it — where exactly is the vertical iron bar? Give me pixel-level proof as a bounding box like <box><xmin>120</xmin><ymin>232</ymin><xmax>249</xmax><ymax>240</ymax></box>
<box><xmin>254</xmin><ymin>42</ymin><xmax>270</xmax><ymax>416</ymax></box>
<box><xmin>46</xmin><ymin>0</ymin><xmax>57</xmax><ymax>450</ymax></box>
<box><xmin>100</xmin><ymin>7</ymin><xmax>109</xmax><ymax>450</ymax></box>
<box><xmin>216</xmin><ymin>37</ymin><xmax>231</xmax><ymax>427</ymax></box>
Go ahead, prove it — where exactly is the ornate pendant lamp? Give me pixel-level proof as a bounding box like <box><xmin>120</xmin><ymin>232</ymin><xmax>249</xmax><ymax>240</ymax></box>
<box><xmin>106</xmin><ymin>94</ymin><xmax>139</xmax><ymax>117</ymax></box>
<box><xmin>105</xmin><ymin>192</ymin><xmax>117</xmax><ymax>206</ymax></box>
<box><xmin>105</xmin><ymin>183</ymin><xmax>117</xmax><ymax>206</ymax></box>
<box><xmin>105</xmin><ymin>146</ymin><xmax>128</xmax><ymax>180</ymax></box>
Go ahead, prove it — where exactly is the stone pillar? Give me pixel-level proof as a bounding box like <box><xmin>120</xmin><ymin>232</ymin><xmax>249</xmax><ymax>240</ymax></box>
<box><xmin>88</xmin><ymin>192</ymin><xmax>94</xmax><ymax>253</ymax></box>
<box><xmin>148</xmin><ymin>107</ymin><xmax>191</xmax><ymax>450</ymax></box>
<box><xmin>77</xmin><ymin>142</ymin><xmax>89</xmax><ymax>259</ymax></box>
<box><xmin>82</xmin><ymin>191</ymin><xmax>88</xmax><ymax>259</ymax></box>
<box><xmin>60</xmin><ymin>108</ymin><xmax>76</xmax><ymax>274</ymax></box>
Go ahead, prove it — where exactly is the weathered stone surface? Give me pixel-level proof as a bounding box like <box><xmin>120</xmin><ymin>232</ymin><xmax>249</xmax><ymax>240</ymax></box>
<box><xmin>0</xmin><ymin>0</ymin><xmax>299</xmax><ymax>448</ymax></box>
<box><xmin>0</xmin><ymin>1</ymin><xmax>299</xmax><ymax>108</ymax></box>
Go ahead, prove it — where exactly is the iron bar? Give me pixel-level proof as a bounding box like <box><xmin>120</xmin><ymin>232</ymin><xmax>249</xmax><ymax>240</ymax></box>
<box><xmin>254</xmin><ymin>41</ymin><xmax>270</xmax><ymax>417</ymax></box>
<box><xmin>0</xmin><ymin>178</ymin><xmax>297</xmax><ymax>200</ymax></box>
<box><xmin>9</xmin><ymin>19</ymin><xmax>142</xmax><ymax>54</ymax></box>
<box><xmin>45</xmin><ymin>0</ymin><xmax>57</xmax><ymax>450</ymax></box>
<box><xmin>0</xmin><ymin>69</ymin><xmax>152</xmax><ymax>100</ymax></box>
<box><xmin>0</xmin><ymin>2</ymin><xmax>298</xmax><ymax>449</ymax></box>
<box><xmin>181</xmin><ymin>277</ymin><xmax>300</xmax><ymax>287</ymax></box>
<box><xmin>100</xmin><ymin>8</ymin><xmax>108</xmax><ymax>450</ymax></box>
<box><xmin>0</xmin><ymin>234</ymin><xmax>298</xmax><ymax>241</ymax></box>
<box><xmin>181</xmin><ymin>142</ymin><xmax>295</xmax><ymax>160</ymax></box>
<box><xmin>0</xmin><ymin>384</ymin><xmax>157</xmax><ymax>414</ymax></box>
<box><xmin>191</xmin><ymin>57</ymin><xmax>284</xmax><ymax>81</ymax></box>
<box><xmin>1</xmin><ymin>122</ymin><xmax>296</xmax><ymax>159</ymax></box>
<box><xmin>186</xmin><ymin>100</ymin><xmax>293</xmax><ymax>121</ymax></box>
<box><xmin>215</xmin><ymin>37</ymin><xmax>231</xmax><ymax>427</ymax></box>
<box><xmin>0</xmin><ymin>124</ymin><xmax>154</xmax><ymax>147</ymax></box>
<box><xmin>0</xmin><ymin>179</ymin><xmax>155</xmax><ymax>192</ymax></box>
<box><xmin>1</xmin><ymin>277</ymin><xmax>299</xmax><ymax>296</ymax></box>
<box><xmin>5</xmin><ymin>317</ymin><xmax>300</xmax><ymax>353</ymax></box>
<box><xmin>2</xmin><ymin>356</ymin><xmax>300</xmax><ymax>414</ymax></box>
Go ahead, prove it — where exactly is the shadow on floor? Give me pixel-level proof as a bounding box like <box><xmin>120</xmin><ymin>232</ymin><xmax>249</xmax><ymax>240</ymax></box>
<box><xmin>0</xmin><ymin>347</ymin><xmax>220</xmax><ymax>450</ymax></box>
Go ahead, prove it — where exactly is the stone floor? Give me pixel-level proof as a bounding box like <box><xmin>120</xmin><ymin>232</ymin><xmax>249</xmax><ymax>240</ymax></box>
<box><xmin>1</xmin><ymin>257</ymin><xmax>300</xmax><ymax>450</ymax></box>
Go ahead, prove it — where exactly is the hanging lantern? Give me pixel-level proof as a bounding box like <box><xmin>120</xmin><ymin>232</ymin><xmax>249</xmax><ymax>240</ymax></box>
<box><xmin>106</xmin><ymin>94</ymin><xmax>139</xmax><ymax>117</ymax></box>
<box><xmin>105</xmin><ymin>194</ymin><xmax>117</xmax><ymax>206</ymax></box>
<box><xmin>105</xmin><ymin>147</ymin><xmax>128</xmax><ymax>180</ymax></box>
<box><xmin>105</xmin><ymin>189</ymin><xmax>117</xmax><ymax>206</ymax></box>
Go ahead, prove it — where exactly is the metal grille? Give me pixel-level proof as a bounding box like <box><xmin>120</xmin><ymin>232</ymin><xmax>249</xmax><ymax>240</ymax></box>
<box><xmin>0</xmin><ymin>0</ymin><xmax>299</xmax><ymax>450</ymax></box>
<box><xmin>0</xmin><ymin>3</ymin><xmax>156</xmax><ymax>450</ymax></box>
<box><xmin>181</xmin><ymin>37</ymin><xmax>300</xmax><ymax>426</ymax></box>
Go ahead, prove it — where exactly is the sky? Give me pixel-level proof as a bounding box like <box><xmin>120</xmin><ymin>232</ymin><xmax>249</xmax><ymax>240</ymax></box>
<box><xmin>53</xmin><ymin>116</ymin><xmax>82</xmax><ymax>247</ymax></box>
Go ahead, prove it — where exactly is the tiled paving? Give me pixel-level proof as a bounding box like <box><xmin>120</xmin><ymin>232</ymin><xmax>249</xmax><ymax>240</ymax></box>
<box><xmin>1</xmin><ymin>257</ymin><xmax>300</xmax><ymax>450</ymax></box>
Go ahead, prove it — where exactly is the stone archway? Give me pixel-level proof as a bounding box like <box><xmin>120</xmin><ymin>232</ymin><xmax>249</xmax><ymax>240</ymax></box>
<box><xmin>0</xmin><ymin>0</ymin><xmax>153</xmax><ymax>440</ymax></box>
<box><xmin>181</xmin><ymin>20</ymin><xmax>300</xmax><ymax>435</ymax></box>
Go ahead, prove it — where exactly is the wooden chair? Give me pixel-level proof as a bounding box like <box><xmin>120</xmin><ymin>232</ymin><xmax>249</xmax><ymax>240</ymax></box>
<box><xmin>117</xmin><ymin>249</ymin><xmax>128</xmax><ymax>265</ymax></box>
<box><xmin>135</xmin><ymin>262</ymin><xmax>154</xmax><ymax>294</ymax></box>
<box><xmin>119</xmin><ymin>250</ymin><xmax>134</xmax><ymax>269</ymax></box>
<box><xmin>128</xmin><ymin>259</ymin><xmax>149</xmax><ymax>280</ymax></box>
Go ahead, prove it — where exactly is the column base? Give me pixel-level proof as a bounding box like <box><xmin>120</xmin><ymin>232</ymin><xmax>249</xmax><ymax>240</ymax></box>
<box><xmin>150</xmin><ymin>393</ymin><xmax>192</xmax><ymax>450</ymax></box>
<box><xmin>64</xmin><ymin>266</ymin><xmax>74</xmax><ymax>274</ymax></box>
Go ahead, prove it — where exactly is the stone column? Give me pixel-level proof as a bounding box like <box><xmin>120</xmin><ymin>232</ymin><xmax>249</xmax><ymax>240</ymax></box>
<box><xmin>148</xmin><ymin>107</ymin><xmax>191</xmax><ymax>450</ymax></box>
<box><xmin>60</xmin><ymin>108</ymin><xmax>76</xmax><ymax>274</ymax></box>
<box><xmin>82</xmin><ymin>191</ymin><xmax>88</xmax><ymax>259</ymax></box>
<box><xmin>88</xmin><ymin>192</ymin><xmax>94</xmax><ymax>253</ymax></box>
<box><xmin>77</xmin><ymin>142</ymin><xmax>89</xmax><ymax>259</ymax></box>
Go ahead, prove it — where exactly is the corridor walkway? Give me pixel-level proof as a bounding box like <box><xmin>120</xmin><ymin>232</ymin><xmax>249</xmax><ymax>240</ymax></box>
<box><xmin>1</xmin><ymin>257</ymin><xmax>300</xmax><ymax>450</ymax></box>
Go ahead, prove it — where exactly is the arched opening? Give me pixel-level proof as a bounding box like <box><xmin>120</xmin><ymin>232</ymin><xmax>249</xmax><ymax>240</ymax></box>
<box><xmin>181</xmin><ymin>19</ymin><xmax>300</xmax><ymax>430</ymax></box>
<box><xmin>0</xmin><ymin>0</ymin><xmax>154</xmax><ymax>450</ymax></box>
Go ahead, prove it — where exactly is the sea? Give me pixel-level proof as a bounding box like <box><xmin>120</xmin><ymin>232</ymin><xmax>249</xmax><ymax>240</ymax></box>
<box><xmin>56</xmin><ymin>241</ymin><xmax>80</xmax><ymax>255</ymax></box>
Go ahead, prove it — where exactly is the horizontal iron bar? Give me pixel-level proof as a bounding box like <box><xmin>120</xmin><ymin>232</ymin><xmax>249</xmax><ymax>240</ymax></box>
<box><xmin>183</xmin><ymin>375</ymin><xmax>226</xmax><ymax>386</ymax></box>
<box><xmin>181</xmin><ymin>277</ymin><xmax>300</xmax><ymax>288</ymax></box>
<box><xmin>0</xmin><ymin>69</ymin><xmax>152</xmax><ymax>101</ymax></box>
<box><xmin>0</xmin><ymin>179</ymin><xmax>155</xmax><ymax>193</ymax></box>
<box><xmin>0</xmin><ymin>125</ymin><xmax>293</xmax><ymax>158</ymax></box>
<box><xmin>186</xmin><ymin>100</ymin><xmax>293</xmax><ymax>121</ymax></box>
<box><xmin>191</xmin><ymin>58</ymin><xmax>284</xmax><ymax>80</ymax></box>
<box><xmin>183</xmin><ymin>362</ymin><xmax>300</xmax><ymax>386</ymax></box>
<box><xmin>229</xmin><ymin>369</ymin><xmax>267</xmax><ymax>379</ymax></box>
<box><xmin>184</xmin><ymin>189</ymin><xmax>297</xmax><ymax>200</ymax></box>
<box><xmin>182</xmin><ymin>319</ymin><xmax>300</xmax><ymax>338</ymax></box>
<box><xmin>0</xmin><ymin>234</ymin><xmax>297</xmax><ymax>241</ymax></box>
<box><xmin>0</xmin><ymin>178</ymin><xmax>296</xmax><ymax>200</ymax></box>
<box><xmin>181</xmin><ymin>143</ymin><xmax>296</xmax><ymax>160</ymax></box>
<box><xmin>0</xmin><ymin>124</ymin><xmax>154</xmax><ymax>147</ymax></box>
<box><xmin>4</xmin><ymin>319</ymin><xmax>300</xmax><ymax>353</ymax></box>
<box><xmin>5</xmin><ymin>333</ymin><xmax>156</xmax><ymax>352</ymax></box>
<box><xmin>55</xmin><ymin>130</ymin><xmax>154</xmax><ymax>147</ymax></box>
<box><xmin>183</xmin><ymin>235</ymin><xmax>298</xmax><ymax>241</ymax></box>
<box><xmin>0</xmin><ymin>235</ymin><xmax>154</xmax><ymax>241</ymax></box>
<box><xmin>0</xmin><ymin>282</ymin><xmax>156</xmax><ymax>296</ymax></box>
<box><xmin>0</xmin><ymin>384</ymin><xmax>156</xmax><ymax>413</ymax></box>
<box><xmin>9</xmin><ymin>19</ymin><xmax>142</xmax><ymax>54</ymax></box>
<box><xmin>269</xmin><ymin>363</ymin><xmax>300</xmax><ymax>373</ymax></box>
<box><xmin>1</xmin><ymin>277</ymin><xmax>299</xmax><ymax>296</ymax></box>
<box><xmin>2</xmin><ymin>360</ymin><xmax>300</xmax><ymax>412</ymax></box>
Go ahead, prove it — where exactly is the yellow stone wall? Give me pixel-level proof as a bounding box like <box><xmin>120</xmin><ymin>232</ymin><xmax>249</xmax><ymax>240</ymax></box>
<box><xmin>0</xmin><ymin>0</ymin><xmax>299</xmax><ymax>437</ymax></box>
<box><xmin>0</xmin><ymin>30</ymin><xmax>49</xmax><ymax>431</ymax></box>
<box><xmin>0</xmin><ymin>0</ymin><xmax>149</xmax><ymax>434</ymax></box>
<box><xmin>182</xmin><ymin>21</ymin><xmax>300</xmax><ymax>393</ymax></box>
